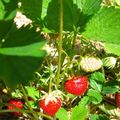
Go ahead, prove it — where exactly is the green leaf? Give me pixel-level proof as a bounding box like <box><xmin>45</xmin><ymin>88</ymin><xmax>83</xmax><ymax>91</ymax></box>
<box><xmin>25</xmin><ymin>86</ymin><xmax>40</xmax><ymax>100</ymax></box>
<box><xmin>83</xmin><ymin>7</ymin><xmax>120</xmax><ymax>55</ymax></box>
<box><xmin>19</xmin><ymin>0</ymin><xmax>42</xmax><ymax>25</ymax></box>
<box><xmin>87</xmin><ymin>89</ymin><xmax>102</xmax><ymax>104</ymax></box>
<box><xmin>0</xmin><ymin>0</ymin><xmax>17</xmax><ymax>40</ymax></box>
<box><xmin>27</xmin><ymin>101</ymin><xmax>37</xmax><ymax>109</ymax></box>
<box><xmin>43</xmin><ymin>0</ymin><xmax>60</xmax><ymax>31</ymax></box>
<box><xmin>0</xmin><ymin>0</ymin><xmax>17</xmax><ymax>20</ymax></box>
<box><xmin>83</xmin><ymin>7</ymin><xmax>120</xmax><ymax>44</ymax></box>
<box><xmin>105</xmin><ymin>80</ymin><xmax>120</xmax><ymax>87</ymax></box>
<box><xmin>1</xmin><ymin>25</ymin><xmax>46</xmax><ymax>47</ymax></box>
<box><xmin>0</xmin><ymin>26</ymin><xmax>47</xmax><ymax>88</ymax></box>
<box><xmin>90</xmin><ymin>72</ymin><xmax>105</xmax><ymax>83</ymax></box>
<box><xmin>89</xmin><ymin>79</ymin><xmax>102</xmax><ymax>92</ymax></box>
<box><xmin>78</xmin><ymin>96</ymin><xmax>89</xmax><ymax>106</ymax></box>
<box><xmin>41</xmin><ymin>0</ymin><xmax>51</xmax><ymax>19</ymax></box>
<box><xmin>0</xmin><ymin>56</ymin><xmax>46</xmax><ymax>88</ymax></box>
<box><xmin>56</xmin><ymin>108</ymin><xmax>68</xmax><ymax>120</ymax></box>
<box><xmin>105</xmin><ymin>43</ymin><xmax>120</xmax><ymax>56</ymax></box>
<box><xmin>90</xmin><ymin>114</ymin><xmax>109</xmax><ymax>120</ymax></box>
<box><xmin>0</xmin><ymin>42</ymin><xmax>46</xmax><ymax>57</ymax></box>
<box><xmin>89</xmin><ymin>72</ymin><xmax>105</xmax><ymax>92</ymax></box>
<box><xmin>102</xmin><ymin>86</ymin><xmax>119</xmax><ymax>94</ymax></box>
<box><xmin>44</xmin><ymin>0</ymin><xmax>102</xmax><ymax>32</ymax></box>
<box><xmin>0</xmin><ymin>0</ymin><xmax>6</xmax><ymax>19</ymax></box>
<box><xmin>70</xmin><ymin>106</ymin><xmax>88</xmax><ymax>120</ymax></box>
<box><xmin>99</xmin><ymin>103</ymin><xmax>120</xmax><ymax>118</ymax></box>
<box><xmin>78</xmin><ymin>0</ymin><xmax>102</xmax><ymax>15</ymax></box>
<box><xmin>70</xmin><ymin>96</ymin><xmax>89</xmax><ymax>120</ymax></box>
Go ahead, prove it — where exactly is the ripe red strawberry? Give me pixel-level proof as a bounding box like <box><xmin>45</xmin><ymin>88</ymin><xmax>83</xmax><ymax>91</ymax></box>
<box><xmin>7</xmin><ymin>99</ymin><xmax>23</xmax><ymax>116</ymax></box>
<box><xmin>115</xmin><ymin>92</ymin><xmax>120</xmax><ymax>107</ymax></box>
<box><xmin>65</xmin><ymin>76</ymin><xmax>89</xmax><ymax>96</ymax></box>
<box><xmin>39</xmin><ymin>96</ymin><xmax>61</xmax><ymax>116</ymax></box>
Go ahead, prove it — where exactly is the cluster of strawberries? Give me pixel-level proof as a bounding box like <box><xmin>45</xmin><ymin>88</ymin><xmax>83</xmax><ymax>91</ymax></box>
<box><xmin>7</xmin><ymin>76</ymin><xmax>120</xmax><ymax>117</ymax></box>
<box><xmin>7</xmin><ymin>76</ymin><xmax>88</xmax><ymax>116</ymax></box>
<box><xmin>7</xmin><ymin>56</ymin><xmax>119</xmax><ymax>117</ymax></box>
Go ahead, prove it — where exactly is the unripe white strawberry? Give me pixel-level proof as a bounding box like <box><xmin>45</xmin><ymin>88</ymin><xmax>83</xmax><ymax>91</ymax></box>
<box><xmin>80</xmin><ymin>56</ymin><xmax>102</xmax><ymax>72</ymax></box>
<box><xmin>102</xmin><ymin>57</ymin><xmax>117</xmax><ymax>69</ymax></box>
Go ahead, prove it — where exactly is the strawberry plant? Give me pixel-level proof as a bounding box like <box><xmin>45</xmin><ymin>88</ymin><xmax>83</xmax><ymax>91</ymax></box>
<box><xmin>0</xmin><ymin>0</ymin><xmax>120</xmax><ymax>120</ymax></box>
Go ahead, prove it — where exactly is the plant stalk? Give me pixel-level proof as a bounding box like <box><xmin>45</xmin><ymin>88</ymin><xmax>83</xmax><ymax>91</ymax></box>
<box><xmin>56</xmin><ymin>0</ymin><xmax>63</xmax><ymax>87</ymax></box>
<box><xmin>20</xmin><ymin>84</ymin><xmax>39</xmax><ymax>120</ymax></box>
<box><xmin>72</xmin><ymin>30</ymin><xmax>77</xmax><ymax>49</ymax></box>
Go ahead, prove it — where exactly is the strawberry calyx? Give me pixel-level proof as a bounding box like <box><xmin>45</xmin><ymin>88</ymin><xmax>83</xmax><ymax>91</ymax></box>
<box><xmin>40</xmin><ymin>91</ymin><xmax>62</xmax><ymax>106</ymax></box>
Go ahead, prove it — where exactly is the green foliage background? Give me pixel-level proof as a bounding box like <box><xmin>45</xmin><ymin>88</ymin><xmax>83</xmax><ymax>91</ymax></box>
<box><xmin>0</xmin><ymin>0</ymin><xmax>120</xmax><ymax>88</ymax></box>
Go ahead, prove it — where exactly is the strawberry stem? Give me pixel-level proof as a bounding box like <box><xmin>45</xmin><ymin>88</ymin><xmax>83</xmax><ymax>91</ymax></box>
<box><xmin>20</xmin><ymin>84</ymin><xmax>39</xmax><ymax>120</ymax></box>
<box><xmin>72</xmin><ymin>29</ymin><xmax>77</xmax><ymax>49</ymax></box>
<box><xmin>56</xmin><ymin>0</ymin><xmax>63</xmax><ymax>87</ymax></box>
<box><xmin>0</xmin><ymin>109</ymin><xmax>35</xmax><ymax>119</ymax></box>
<box><xmin>20</xmin><ymin>85</ymin><xmax>54</xmax><ymax>120</ymax></box>
<box><xmin>38</xmin><ymin>112</ymin><xmax>54</xmax><ymax>120</ymax></box>
<box><xmin>49</xmin><ymin>72</ymin><xmax>53</xmax><ymax>94</ymax></box>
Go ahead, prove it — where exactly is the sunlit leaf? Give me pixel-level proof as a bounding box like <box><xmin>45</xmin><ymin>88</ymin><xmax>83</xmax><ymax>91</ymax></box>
<box><xmin>83</xmin><ymin>7</ymin><xmax>120</xmax><ymax>55</ymax></box>
<box><xmin>87</xmin><ymin>89</ymin><xmax>103</xmax><ymax>104</ymax></box>
<box><xmin>70</xmin><ymin>96</ymin><xmax>89</xmax><ymax>120</ymax></box>
<box><xmin>56</xmin><ymin>108</ymin><xmax>68</xmax><ymax>120</ymax></box>
<box><xmin>0</xmin><ymin>26</ymin><xmax>47</xmax><ymax>88</ymax></box>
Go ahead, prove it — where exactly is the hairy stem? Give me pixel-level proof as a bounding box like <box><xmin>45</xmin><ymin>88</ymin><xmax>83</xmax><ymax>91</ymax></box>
<box><xmin>56</xmin><ymin>0</ymin><xmax>63</xmax><ymax>87</ymax></box>
<box><xmin>20</xmin><ymin>84</ymin><xmax>39</xmax><ymax>120</ymax></box>
<box><xmin>72</xmin><ymin>30</ymin><xmax>77</xmax><ymax>49</ymax></box>
<box><xmin>21</xmin><ymin>85</ymin><xmax>53</xmax><ymax>120</ymax></box>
